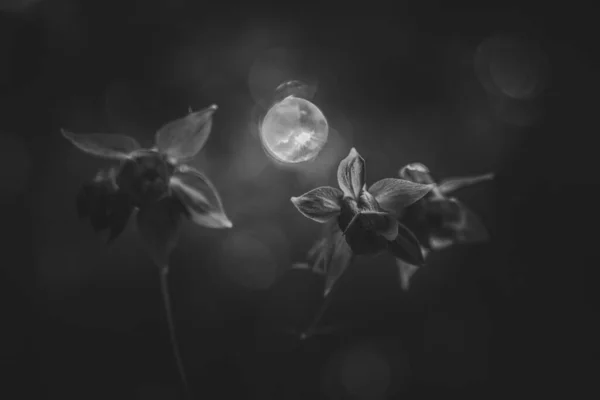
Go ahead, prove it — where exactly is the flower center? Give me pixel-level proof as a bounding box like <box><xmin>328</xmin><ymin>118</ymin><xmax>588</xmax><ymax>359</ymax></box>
<box><xmin>115</xmin><ymin>149</ymin><xmax>175</xmax><ymax>207</ymax></box>
<box><xmin>337</xmin><ymin>198</ymin><xmax>389</xmax><ymax>256</ymax></box>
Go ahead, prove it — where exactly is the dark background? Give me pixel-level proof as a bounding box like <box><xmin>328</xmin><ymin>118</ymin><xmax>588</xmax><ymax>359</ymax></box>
<box><xmin>1</xmin><ymin>1</ymin><xmax>597</xmax><ymax>399</ymax></box>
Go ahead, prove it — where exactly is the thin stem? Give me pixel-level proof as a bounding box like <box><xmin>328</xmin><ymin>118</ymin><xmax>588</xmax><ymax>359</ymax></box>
<box><xmin>299</xmin><ymin>255</ymin><xmax>355</xmax><ymax>341</ymax></box>
<box><xmin>159</xmin><ymin>265</ymin><xmax>192</xmax><ymax>399</ymax></box>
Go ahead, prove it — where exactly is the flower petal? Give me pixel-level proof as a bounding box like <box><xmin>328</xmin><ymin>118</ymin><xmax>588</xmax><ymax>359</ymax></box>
<box><xmin>169</xmin><ymin>165</ymin><xmax>232</xmax><ymax>229</ymax></box>
<box><xmin>61</xmin><ymin>129</ymin><xmax>140</xmax><ymax>160</ymax></box>
<box><xmin>136</xmin><ymin>196</ymin><xmax>185</xmax><ymax>267</ymax></box>
<box><xmin>357</xmin><ymin>190</ymin><xmax>381</xmax><ymax>212</ymax></box>
<box><xmin>396</xmin><ymin>259</ymin><xmax>420</xmax><ymax>291</ymax></box>
<box><xmin>388</xmin><ymin>222</ymin><xmax>425</xmax><ymax>266</ymax></box>
<box><xmin>155</xmin><ymin>104</ymin><xmax>218</xmax><ymax>163</ymax></box>
<box><xmin>448</xmin><ymin>198</ymin><xmax>490</xmax><ymax>244</ymax></box>
<box><xmin>398</xmin><ymin>162</ymin><xmax>436</xmax><ymax>184</ymax></box>
<box><xmin>337</xmin><ymin>148</ymin><xmax>366</xmax><ymax>199</ymax></box>
<box><xmin>368</xmin><ymin>178</ymin><xmax>434</xmax><ymax>214</ymax></box>
<box><xmin>437</xmin><ymin>172</ymin><xmax>494</xmax><ymax>195</ymax></box>
<box><xmin>291</xmin><ymin>187</ymin><xmax>343</xmax><ymax>223</ymax></box>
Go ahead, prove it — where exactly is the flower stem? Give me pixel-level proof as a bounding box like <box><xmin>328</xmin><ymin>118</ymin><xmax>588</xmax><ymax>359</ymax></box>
<box><xmin>159</xmin><ymin>265</ymin><xmax>192</xmax><ymax>399</ymax></box>
<box><xmin>299</xmin><ymin>255</ymin><xmax>355</xmax><ymax>341</ymax></box>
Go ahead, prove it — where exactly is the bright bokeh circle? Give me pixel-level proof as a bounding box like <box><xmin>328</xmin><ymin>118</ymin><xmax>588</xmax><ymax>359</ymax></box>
<box><xmin>259</xmin><ymin>95</ymin><xmax>329</xmax><ymax>164</ymax></box>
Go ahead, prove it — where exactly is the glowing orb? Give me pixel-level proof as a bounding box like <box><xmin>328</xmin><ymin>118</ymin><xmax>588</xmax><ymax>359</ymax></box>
<box><xmin>260</xmin><ymin>95</ymin><xmax>328</xmax><ymax>163</ymax></box>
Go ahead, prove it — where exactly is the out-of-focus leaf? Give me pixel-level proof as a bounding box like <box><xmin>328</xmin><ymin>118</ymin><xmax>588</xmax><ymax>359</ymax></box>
<box><xmin>337</xmin><ymin>148</ymin><xmax>365</xmax><ymax>199</ymax></box>
<box><xmin>136</xmin><ymin>196</ymin><xmax>185</xmax><ymax>267</ymax></box>
<box><xmin>398</xmin><ymin>162</ymin><xmax>436</xmax><ymax>185</ymax></box>
<box><xmin>369</xmin><ymin>178</ymin><xmax>434</xmax><ymax>214</ymax></box>
<box><xmin>61</xmin><ymin>129</ymin><xmax>139</xmax><ymax>160</ymax></box>
<box><xmin>76</xmin><ymin>181</ymin><xmax>112</xmax><ymax>231</ymax></box>
<box><xmin>450</xmin><ymin>199</ymin><xmax>490</xmax><ymax>244</ymax></box>
<box><xmin>388</xmin><ymin>222</ymin><xmax>425</xmax><ymax>266</ymax></box>
<box><xmin>169</xmin><ymin>165</ymin><xmax>232</xmax><ymax>229</ymax></box>
<box><xmin>290</xmin><ymin>186</ymin><xmax>343</xmax><ymax>223</ymax></box>
<box><xmin>307</xmin><ymin>237</ymin><xmax>327</xmax><ymax>261</ymax></box>
<box><xmin>291</xmin><ymin>262</ymin><xmax>325</xmax><ymax>276</ymax></box>
<box><xmin>89</xmin><ymin>196</ymin><xmax>110</xmax><ymax>232</ymax></box>
<box><xmin>396</xmin><ymin>258</ymin><xmax>420</xmax><ymax>291</ymax></box>
<box><xmin>323</xmin><ymin>228</ymin><xmax>353</xmax><ymax>297</ymax></box>
<box><xmin>155</xmin><ymin>104</ymin><xmax>217</xmax><ymax>163</ymax></box>
<box><xmin>429</xmin><ymin>235</ymin><xmax>455</xmax><ymax>250</ymax></box>
<box><xmin>437</xmin><ymin>173</ymin><xmax>494</xmax><ymax>195</ymax></box>
<box><xmin>106</xmin><ymin>191</ymin><xmax>135</xmax><ymax>243</ymax></box>
<box><xmin>423</xmin><ymin>197</ymin><xmax>462</xmax><ymax>229</ymax></box>
<box><xmin>291</xmin><ymin>262</ymin><xmax>311</xmax><ymax>270</ymax></box>
<box><xmin>76</xmin><ymin>183</ymin><xmax>94</xmax><ymax>219</ymax></box>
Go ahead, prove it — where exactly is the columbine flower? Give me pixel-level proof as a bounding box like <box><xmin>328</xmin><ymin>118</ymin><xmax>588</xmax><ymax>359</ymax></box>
<box><xmin>62</xmin><ymin>104</ymin><xmax>232</xmax><ymax>267</ymax></box>
<box><xmin>291</xmin><ymin>148</ymin><xmax>434</xmax><ymax>284</ymax></box>
<box><xmin>395</xmin><ymin>162</ymin><xmax>493</xmax><ymax>290</ymax></box>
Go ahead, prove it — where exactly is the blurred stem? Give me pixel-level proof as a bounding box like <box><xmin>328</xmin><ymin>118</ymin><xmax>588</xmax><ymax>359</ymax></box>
<box><xmin>160</xmin><ymin>265</ymin><xmax>192</xmax><ymax>399</ymax></box>
<box><xmin>300</xmin><ymin>255</ymin><xmax>355</xmax><ymax>340</ymax></box>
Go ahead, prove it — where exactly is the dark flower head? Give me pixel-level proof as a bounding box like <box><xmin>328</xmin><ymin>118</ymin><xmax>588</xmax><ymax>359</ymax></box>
<box><xmin>395</xmin><ymin>162</ymin><xmax>493</xmax><ymax>290</ymax></box>
<box><xmin>62</xmin><ymin>104</ymin><xmax>231</xmax><ymax>267</ymax></box>
<box><xmin>291</xmin><ymin>148</ymin><xmax>434</xmax><ymax>269</ymax></box>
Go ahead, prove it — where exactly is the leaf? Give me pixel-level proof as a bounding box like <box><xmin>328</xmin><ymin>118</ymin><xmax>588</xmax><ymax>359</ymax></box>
<box><xmin>398</xmin><ymin>162</ymin><xmax>436</xmax><ymax>184</ymax></box>
<box><xmin>155</xmin><ymin>104</ymin><xmax>218</xmax><ymax>163</ymax></box>
<box><xmin>169</xmin><ymin>165</ymin><xmax>232</xmax><ymax>229</ymax></box>
<box><xmin>388</xmin><ymin>222</ymin><xmax>425</xmax><ymax>266</ymax></box>
<box><xmin>337</xmin><ymin>148</ymin><xmax>366</xmax><ymax>199</ymax></box>
<box><xmin>61</xmin><ymin>129</ymin><xmax>140</xmax><ymax>160</ymax></box>
<box><xmin>136</xmin><ymin>196</ymin><xmax>184</xmax><ymax>267</ymax></box>
<box><xmin>396</xmin><ymin>258</ymin><xmax>420</xmax><ymax>291</ymax></box>
<box><xmin>437</xmin><ymin>172</ymin><xmax>494</xmax><ymax>195</ymax></box>
<box><xmin>368</xmin><ymin>178</ymin><xmax>434</xmax><ymax>214</ymax></box>
<box><xmin>290</xmin><ymin>186</ymin><xmax>343</xmax><ymax>223</ymax></box>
